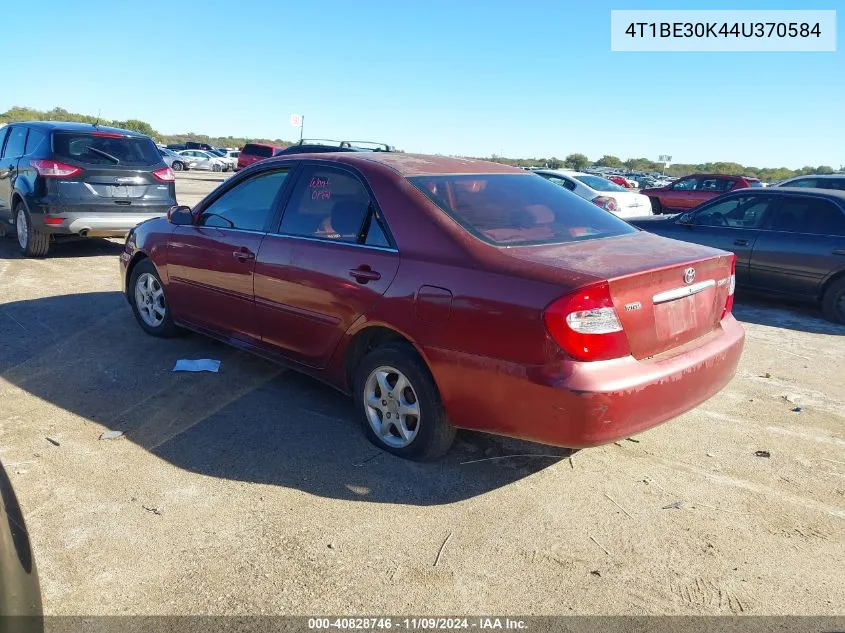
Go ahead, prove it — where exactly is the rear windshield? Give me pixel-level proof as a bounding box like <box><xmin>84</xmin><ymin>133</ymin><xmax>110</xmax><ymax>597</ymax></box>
<box><xmin>748</xmin><ymin>180</ymin><xmax>763</xmax><ymax>187</ymax></box>
<box><xmin>574</xmin><ymin>175</ymin><xmax>626</xmax><ymax>192</ymax></box>
<box><xmin>242</xmin><ymin>144</ymin><xmax>273</xmax><ymax>157</ymax></box>
<box><xmin>409</xmin><ymin>174</ymin><xmax>637</xmax><ymax>246</ymax></box>
<box><xmin>52</xmin><ymin>132</ymin><xmax>161</xmax><ymax>166</ymax></box>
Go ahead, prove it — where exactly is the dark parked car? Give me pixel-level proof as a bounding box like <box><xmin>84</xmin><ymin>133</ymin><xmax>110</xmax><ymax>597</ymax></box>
<box><xmin>0</xmin><ymin>458</ymin><xmax>43</xmax><ymax>624</ymax></box>
<box><xmin>120</xmin><ymin>154</ymin><xmax>743</xmax><ymax>460</ymax></box>
<box><xmin>630</xmin><ymin>188</ymin><xmax>845</xmax><ymax>323</ymax></box>
<box><xmin>641</xmin><ymin>173</ymin><xmax>762</xmax><ymax>214</ymax></box>
<box><xmin>236</xmin><ymin>143</ymin><xmax>286</xmax><ymax>171</ymax></box>
<box><xmin>0</xmin><ymin>122</ymin><xmax>176</xmax><ymax>256</ymax></box>
<box><xmin>274</xmin><ymin>139</ymin><xmax>395</xmax><ymax>156</ymax></box>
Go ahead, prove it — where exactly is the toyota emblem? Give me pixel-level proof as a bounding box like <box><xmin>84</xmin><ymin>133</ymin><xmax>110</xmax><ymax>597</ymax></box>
<box><xmin>683</xmin><ymin>267</ymin><xmax>696</xmax><ymax>284</ymax></box>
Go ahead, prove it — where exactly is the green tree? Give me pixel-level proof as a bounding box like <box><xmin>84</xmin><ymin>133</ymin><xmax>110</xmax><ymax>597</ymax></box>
<box><xmin>816</xmin><ymin>165</ymin><xmax>834</xmax><ymax>174</ymax></box>
<box><xmin>564</xmin><ymin>153</ymin><xmax>590</xmax><ymax>170</ymax></box>
<box><xmin>595</xmin><ymin>154</ymin><xmax>622</xmax><ymax>168</ymax></box>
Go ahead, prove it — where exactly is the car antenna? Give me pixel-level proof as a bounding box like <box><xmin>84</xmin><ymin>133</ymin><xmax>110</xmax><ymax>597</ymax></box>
<box><xmin>94</xmin><ymin>109</ymin><xmax>101</xmax><ymax>127</ymax></box>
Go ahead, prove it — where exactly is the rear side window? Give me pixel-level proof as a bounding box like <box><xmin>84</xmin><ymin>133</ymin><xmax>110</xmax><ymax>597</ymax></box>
<box><xmin>25</xmin><ymin>129</ymin><xmax>47</xmax><ymax>154</ymax></box>
<box><xmin>52</xmin><ymin>132</ymin><xmax>161</xmax><ymax>166</ymax></box>
<box><xmin>242</xmin><ymin>144</ymin><xmax>273</xmax><ymax>158</ymax></box>
<box><xmin>769</xmin><ymin>197</ymin><xmax>845</xmax><ymax>236</ymax></box>
<box><xmin>2</xmin><ymin>127</ymin><xmax>28</xmax><ymax>158</ymax></box>
<box><xmin>747</xmin><ymin>180</ymin><xmax>763</xmax><ymax>188</ymax></box>
<box><xmin>409</xmin><ymin>174</ymin><xmax>637</xmax><ymax>246</ymax></box>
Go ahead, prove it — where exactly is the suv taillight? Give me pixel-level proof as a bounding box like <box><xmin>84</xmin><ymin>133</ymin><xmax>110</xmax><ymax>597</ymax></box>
<box><xmin>152</xmin><ymin>166</ymin><xmax>176</xmax><ymax>182</ymax></box>
<box><xmin>592</xmin><ymin>196</ymin><xmax>618</xmax><ymax>213</ymax></box>
<box><xmin>721</xmin><ymin>254</ymin><xmax>737</xmax><ymax>320</ymax></box>
<box><xmin>543</xmin><ymin>282</ymin><xmax>631</xmax><ymax>361</ymax></box>
<box><xmin>30</xmin><ymin>159</ymin><xmax>82</xmax><ymax>178</ymax></box>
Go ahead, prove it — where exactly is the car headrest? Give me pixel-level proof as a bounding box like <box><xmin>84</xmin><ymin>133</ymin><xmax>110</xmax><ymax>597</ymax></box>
<box><xmin>331</xmin><ymin>200</ymin><xmax>367</xmax><ymax>237</ymax></box>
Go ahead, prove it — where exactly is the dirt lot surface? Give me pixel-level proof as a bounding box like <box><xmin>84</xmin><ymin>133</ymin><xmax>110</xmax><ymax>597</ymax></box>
<box><xmin>1</xmin><ymin>171</ymin><xmax>843</xmax><ymax>615</ymax></box>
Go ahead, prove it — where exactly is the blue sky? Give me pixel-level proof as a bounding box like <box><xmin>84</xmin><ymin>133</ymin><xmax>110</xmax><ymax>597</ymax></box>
<box><xmin>2</xmin><ymin>0</ymin><xmax>842</xmax><ymax>168</ymax></box>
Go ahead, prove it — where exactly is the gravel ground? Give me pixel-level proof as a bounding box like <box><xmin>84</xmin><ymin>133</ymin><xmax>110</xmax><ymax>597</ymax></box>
<box><xmin>0</xmin><ymin>171</ymin><xmax>843</xmax><ymax>615</ymax></box>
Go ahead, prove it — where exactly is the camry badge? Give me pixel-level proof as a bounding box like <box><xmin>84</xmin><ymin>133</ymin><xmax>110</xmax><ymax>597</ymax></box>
<box><xmin>684</xmin><ymin>267</ymin><xmax>696</xmax><ymax>284</ymax></box>
<box><xmin>624</xmin><ymin>301</ymin><xmax>642</xmax><ymax>312</ymax></box>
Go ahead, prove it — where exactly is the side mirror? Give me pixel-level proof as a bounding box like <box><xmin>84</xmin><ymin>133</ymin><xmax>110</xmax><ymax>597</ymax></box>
<box><xmin>678</xmin><ymin>213</ymin><xmax>694</xmax><ymax>225</ymax></box>
<box><xmin>167</xmin><ymin>205</ymin><xmax>194</xmax><ymax>225</ymax></box>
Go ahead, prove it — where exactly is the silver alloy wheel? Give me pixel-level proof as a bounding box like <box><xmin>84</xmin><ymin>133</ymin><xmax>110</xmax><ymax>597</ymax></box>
<box><xmin>838</xmin><ymin>292</ymin><xmax>845</xmax><ymax>321</ymax></box>
<box><xmin>364</xmin><ymin>365</ymin><xmax>421</xmax><ymax>448</ymax></box>
<box><xmin>134</xmin><ymin>272</ymin><xmax>167</xmax><ymax>328</ymax></box>
<box><xmin>16</xmin><ymin>209</ymin><xmax>28</xmax><ymax>250</ymax></box>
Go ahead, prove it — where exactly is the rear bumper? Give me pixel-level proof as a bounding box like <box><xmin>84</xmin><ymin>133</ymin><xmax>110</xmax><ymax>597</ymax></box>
<box><xmin>29</xmin><ymin>206</ymin><xmax>170</xmax><ymax>237</ymax></box>
<box><xmin>425</xmin><ymin>315</ymin><xmax>745</xmax><ymax>448</ymax></box>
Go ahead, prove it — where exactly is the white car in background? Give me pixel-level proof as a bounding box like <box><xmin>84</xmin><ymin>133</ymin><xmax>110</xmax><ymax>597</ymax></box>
<box><xmin>534</xmin><ymin>169</ymin><xmax>653</xmax><ymax>218</ymax></box>
<box><xmin>177</xmin><ymin>149</ymin><xmax>230</xmax><ymax>172</ymax></box>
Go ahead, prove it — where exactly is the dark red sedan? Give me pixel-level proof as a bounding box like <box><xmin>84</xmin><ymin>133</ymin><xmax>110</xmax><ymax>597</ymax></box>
<box><xmin>120</xmin><ymin>153</ymin><xmax>745</xmax><ymax>460</ymax></box>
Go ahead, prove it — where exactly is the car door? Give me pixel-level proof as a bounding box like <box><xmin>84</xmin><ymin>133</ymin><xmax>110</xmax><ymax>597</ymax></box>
<box><xmin>675</xmin><ymin>194</ymin><xmax>775</xmax><ymax>285</ymax></box>
<box><xmin>254</xmin><ymin>163</ymin><xmax>400</xmax><ymax>368</ymax></box>
<box><xmin>663</xmin><ymin>176</ymin><xmax>699</xmax><ymax>210</ymax></box>
<box><xmin>749</xmin><ymin>195</ymin><xmax>845</xmax><ymax>298</ymax></box>
<box><xmin>166</xmin><ymin>167</ymin><xmax>292</xmax><ymax>343</ymax></box>
<box><xmin>689</xmin><ymin>177</ymin><xmax>734</xmax><ymax>208</ymax></box>
<box><xmin>0</xmin><ymin>126</ymin><xmax>27</xmax><ymax>224</ymax></box>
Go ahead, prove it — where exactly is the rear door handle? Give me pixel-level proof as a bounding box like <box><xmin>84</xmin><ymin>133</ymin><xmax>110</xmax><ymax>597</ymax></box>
<box><xmin>233</xmin><ymin>248</ymin><xmax>255</xmax><ymax>262</ymax></box>
<box><xmin>348</xmin><ymin>267</ymin><xmax>381</xmax><ymax>283</ymax></box>
<box><xmin>734</xmin><ymin>239</ymin><xmax>750</xmax><ymax>246</ymax></box>
<box><xmin>833</xmin><ymin>249</ymin><xmax>845</xmax><ymax>256</ymax></box>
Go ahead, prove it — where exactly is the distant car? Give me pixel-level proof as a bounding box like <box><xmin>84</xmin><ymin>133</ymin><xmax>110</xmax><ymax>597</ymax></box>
<box><xmin>534</xmin><ymin>169</ymin><xmax>652</xmax><ymax>218</ymax></box>
<box><xmin>224</xmin><ymin>150</ymin><xmax>240</xmax><ymax>162</ymax></box>
<box><xmin>206</xmin><ymin>149</ymin><xmax>237</xmax><ymax>171</ymax></box>
<box><xmin>773</xmin><ymin>174</ymin><xmax>845</xmax><ymax>191</ymax></box>
<box><xmin>177</xmin><ymin>150</ymin><xmax>229</xmax><ymax>172</ymax></box>
<box><xmin>121</xmin><ymin>153</ymin><xmax>743</xmax><ymax>459</ymax></box>
<box><xmin>185</xmin><ymin>141</ymin><xmax>215</xmax><ymax>151</ymax></box>
<box><xmin>237</xmin><ymin>143</ymin><xmax>286</xmax><ymax>170</ymax></box>
<box><xmin>1</xmin><ymin>121</ymin><xmax>176</xmax><ymax>256</ymax></box>
<box><xmin>641</xmin><ymin>174</ymin><xmax>762</xmax><ymax>214</ymax></box>
<box><xmin>607</xmin><ymin>175</ymin><xmax>639</xmax><ymax>189</ymax></box>
<box><xmin>630</xmin><ymin>187</ymin><xmax>845</xmax><ymax>323</ymax></box>
<box><xmin>0</xmin><ymin>458</ymin><xmax>42</xmax><ymax>619</ymax></box>
<box><xmin>159</xmin><ymin>148</ymin><xmax>192</xmax><ymax>172</ymax></box>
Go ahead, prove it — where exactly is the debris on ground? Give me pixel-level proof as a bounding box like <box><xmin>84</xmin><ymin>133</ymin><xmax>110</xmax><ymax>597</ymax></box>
<box><xmin>761</xmin><ymin>372</ymin><xmax>773</xmax><ymax>378</ymax></box>
<box><xmin>328</xmin><ymin>543</ymin><xmax>336</xmax><ymax>550</ymax></box>
<box><xmin>625</xmin><ymin>438</ymin><xmax>640</xmax><ymax>443</ymax></box>
<box><xmin>782</xmin><ymin>393</ymin><xmax>800</xmax><ymax>404</ymax></box>
<box><xmin>434</xmin><ymin>531</ymin><xmax>453</xmax><ymax>567</ymax></box>
<box><xmin>142</xmin><ymin>505</ymin><xmax>162</xmax><ymax>516</ymax></box>
<box><xmin>706</xmin><ymin>453</ymin><xmax>715</xmax><ymax>458</ymax></box>
<box><xmin>460</xmin><ymin>454</ymin><xmax>561</xmax><ymax>465</ymax></box>
<box><xmin>100</xmin><ymin>430</ymin><xmax>124</xmax><ymax>441</ymax></box>
<box><xmin>604</xmin><ymin>493</ymin><xmax>635</xmax><ymax>519</ymax></box>
<box><xmin>590</xmin><ymin>570</ymin><xmax>602</xmax><ymax>577</ymax></box>
<box><xmin>662</xmin><ymin>501</ymin><xmax>682</xmax><ymax>510</ymax></box>
<box><xmin>792</xmin><ymin>406</ymin><xmax>802</xmax><ymax>413</ymax></box>
<box><xmin>589</xmin><ymin>535</ymin><xmax>611</xmax><ymax>556</ymax></box>
<box><xmin>568</xmin><ymin>456</ymin><xmax>574</xmax><ymax>469</ymax></box>
<box><xmin>45</xmin><ymin>437</ymin><xmax>60</xmax><ymax>447</ymax></box>
<box><xmin>172</xmin><ymin>359</ymin><xmax>221</xmax><ymax>373</ymax></box>
<box><xmin>754</xmin><ymin>450</ymin><xmax>771</xmax><ymax>458</ymax></box>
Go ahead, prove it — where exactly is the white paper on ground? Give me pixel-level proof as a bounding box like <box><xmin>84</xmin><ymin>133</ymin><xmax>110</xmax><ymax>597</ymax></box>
<box><xmin>172</xmin><ymin>359</ymin><xmax>221</xmax><ymax>373</ymax></box>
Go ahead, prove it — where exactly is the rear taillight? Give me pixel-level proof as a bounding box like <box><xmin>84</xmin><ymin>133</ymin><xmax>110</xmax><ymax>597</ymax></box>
<box><xmin>30</xmin><ymin>159</ymin><xmax>82</xmax><ymax>178</ymax></box>
<box><xmin>721</xmin><ymin>254</ymin><xmax>737</xmax><ymax>319</ymax></box>
<box><xmin>592</xmin><ymin>196</ymin><xmax>618</xmax><ymax>213</ymax></box>
<box><xmin>152</xmin><ymin>166</ymin><xmax>176</xmax><ymax>182</ymax></box>
<box><xmin>543</xmin><ymin>282</ymin><xmax>631</xmax><ymax>361</ymax></box>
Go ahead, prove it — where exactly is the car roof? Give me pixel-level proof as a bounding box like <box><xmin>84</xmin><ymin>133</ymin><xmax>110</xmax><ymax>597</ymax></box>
<box><xmin>9</xmin><ymin>120</ymin><xmax>149</xmax><ymax>137</ymax></box>
<box><xmin>757</xmin><ymin>187</ymin><xmax>845</xmax><ymax>202</ymax></box>
<box><xmin>535</xmin><ymin>169</ymin><xmax>590</xmax><ymax>178</ymax></box>
<box><xmin>782</xmin><ymin>173</ymin><xmax>845</xmax><ymax>180</ymax></box>
<box><xmin>688</xmin><ymin>173</ymin><xmax>757</xmax><ymax>180</ymax></box>
<box><xmin>267</xmin><ymin>152</ymin><xmax>524</xmax><ymax>176</ymax></box>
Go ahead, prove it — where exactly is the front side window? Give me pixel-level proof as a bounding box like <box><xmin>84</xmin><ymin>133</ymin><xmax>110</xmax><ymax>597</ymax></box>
<box><xmin>692</xmin><ymin>195</ymin><xmax>773</xmax><ymax>228</ymax></box>
<box><xmin>198</xmin><ymin>169</ymin><xmax>289</xmax><ymax>231</ymax></box>
<box><xmin>279</xmin><ymin>166</ymin><xmax>385</xmax><ymax>245</ymax></box>
<box><xmin>768</xmin><ymin>197</ymin><xmax>845</xmax><ymax>236</ymax></box>
<box><xmin>698</xmin><ymin>178</ymin><xmax>733</xmax><ymax>192</ymax></box>
<box><xmin>409</xmin><ymin>173</ymin><xmax>636</xmax><ymax>246</ymax></box>
<box><xmin>52</xmin><ymin>132</ymin><xmax>160</xmax><ymax>166</ymax></box>
<box><xmin>671</xmin><ymin>177</ymin><xmax>697</xmax><ymax>191</ymax></box>
<box><xmin>2</xmin><ymin>127</ymin><xmax>28</xmax><ymax>159</ymax></box>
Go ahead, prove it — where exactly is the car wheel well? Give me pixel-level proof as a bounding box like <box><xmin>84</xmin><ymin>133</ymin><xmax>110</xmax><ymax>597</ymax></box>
<box><xmin>344</xmin><ymin>326</ymin><xmax>417</xmax><ymax>392</ymax></box>
<box><xmin>820</xmin><ymin>269</ymin><xmax>845</xmax><ymax>301</ymax></box>
<box><xmin>10</xmin><ymin>192</ymin><xmax>26</xmax><ymax>211</ymax></box>
<box><xmin>125</xmin><ymin>253</ymin><xmax>149</xmax><ymax>298</ymax></box>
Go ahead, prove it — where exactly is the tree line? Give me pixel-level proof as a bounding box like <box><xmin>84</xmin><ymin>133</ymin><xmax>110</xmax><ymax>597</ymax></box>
<box><xmin>2</xmin><ymin>106</ymin><xmax>839</xmax><ymax>182</ymax></box>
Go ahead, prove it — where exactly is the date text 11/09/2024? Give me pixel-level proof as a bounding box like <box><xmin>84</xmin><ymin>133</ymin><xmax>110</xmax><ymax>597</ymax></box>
<box><xmin>625</xmin><ymin>22</ymin><xmax>821</xmax><ymax>38</ymax></box>
<box><xmin>308</xmin><ymin>618</ymin><xmax>528</xmax><ymax>630</ymax></box>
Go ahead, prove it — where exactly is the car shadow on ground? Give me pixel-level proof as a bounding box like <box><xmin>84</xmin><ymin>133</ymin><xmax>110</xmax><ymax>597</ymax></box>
<box><xmin>1</xmin><ymin>291</ymin><xmax>570</xmax><ymax>506</ymax></box>
<box><xmin>0</xmin><ymin>234</ymin><xmax>123</xmax><ymax>259</ymax></box>
<box><xmin>733</xmin><ymin>293</ymin><xmax>845</xmax><ymax>336</ymax></box>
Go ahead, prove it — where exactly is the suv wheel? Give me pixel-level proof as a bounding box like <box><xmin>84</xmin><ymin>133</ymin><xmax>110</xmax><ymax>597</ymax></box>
<box><xmin>15</xmin><ymin>204</ymin><xmax>50</xmax><ymax>257</ymax></box>
<box><xmin>822</xmin><ymin>277</ymin><xmax>845</xmax><ymax>324</ymax></box>
<box><xmin>353</xmin><ymin>342</ymin><xmax>456</xmax><ymax>461</ymax></box>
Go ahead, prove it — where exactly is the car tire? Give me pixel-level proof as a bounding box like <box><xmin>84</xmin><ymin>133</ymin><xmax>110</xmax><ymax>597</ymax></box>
<box><xmin>14</xmin><ymin>204</ymin><xmax>50</xmax><ymax>257</ymax></box>
<box><xmin>649</xmin><ymin>197</ymin><xmax>662</xmax><ymax>214</ymax></box>
<box><xmin>129</xmin><ymin>259</ymin><xmax>180</xmax><ymax>337</ymax></box>
<box><xmin>353</xmin><ymin>342</ymin><xmax>456</xmax><ymax>461</ymax></box>
<box><xmin>212</xmin><ymin>163</ymin><xmax>222</xmax><ymax>173</ymax></box>
<box><xmin>822</xmin><ymin>277</ymin><xmax>845</xmax><ymax>324</ymax></box>
<box><xmin>172</xmin><ymin>161</ymin><xmax>184</xmax><ymax>172</ymax></box>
